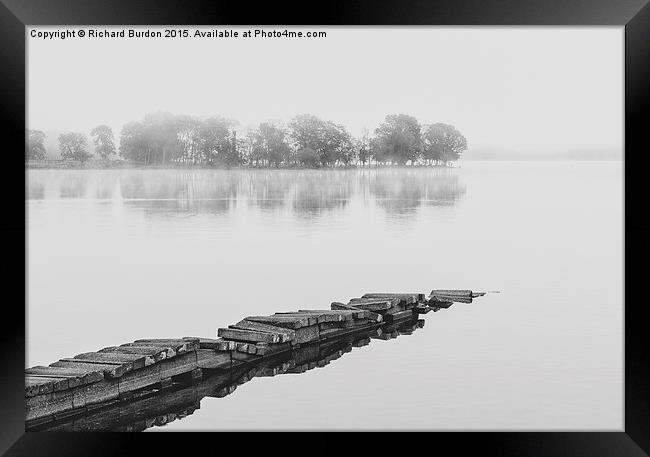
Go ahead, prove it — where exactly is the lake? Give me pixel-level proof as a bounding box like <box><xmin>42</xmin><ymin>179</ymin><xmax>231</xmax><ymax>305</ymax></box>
<box><xmin>26</xmin><ymin>161</ymin><xmax>623</xmax><ymax>430</ymax></box>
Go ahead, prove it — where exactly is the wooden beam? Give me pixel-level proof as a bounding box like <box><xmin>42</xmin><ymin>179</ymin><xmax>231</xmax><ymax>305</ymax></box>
<box><xmin>245</xmin><ymin>315</ymin><xmax>307</xmax><ymax>329</ymax></box>
<box><xmin>195</xmin><ymin>349</ymin><xmax>231</xmax><ymax>370</ymax></box>
<box><xmin>217</xmin><ymin>328</ymin><xmax>281</xmax><ymax>344</ymax></box>
<box><xmin>50</xmin><ymin>360</ymin><xmax>126</xmax><ymax>379</ymax></box>
<box><xmin>297</xmin><ymin>310</ymin><xmax>355</xmax><ymax>321</ymax></box>
<box><xmin>25</xmin><ymin>375</ymin><xmax>68</xmax><ymax>393</ymax></box>
<box><xmin>73</xmin><ymin>352</ymin><xmax>154</xmax><ymax>369</ymax></box>
<box><xmin>98</xmin><ymin>345</ymin><xmax>170</xmax><ymax>362</ymax></box>
<box><xmin>187</xmin><ymin>337</ymin><xmax>236</xmax><ymax>351</ymax></box>
<box><xmin>25</xmin><ymin>376</ymin><xmax>54</xmax><ymax>397</ymax></box>
<box><xmin>346</xmin><ymin>301</ymin><xmax>392</xmax><ymax>312</ymax></box>
<box><xmin>117</xmin><ymin>344</ymin><xmax>177</xmax><ymax>359</ymax></box>
<box><xmin>362</xmin><ymin>293</ymin><xmax>419</xmax><ymax>304</ymax></box>
<box><xmin>349</xmin><ymin>297</ymin><xmax>398</xmax><ymax>307</ymax></box>
<box><xmin>330</xmin><ymin>302</ymin><xmax>372</xmax><ymax>319</ymax></box>
<box><xmin>273</xmin><ymin>313</ymin><xmax>320</xmax><ymax>325</ymax></box>
<box><xmin>25</xmin><ymin>366</ymin><xmax>98</xmax><ymax>388</ymax></box>
<box><xmin>232</xmin><ymin>320</ymin><xmax>295</xmax><ymax>341</ymax></box>
<box><xmin>430</xmin><ymin>289</ymin><xmax>473</xmax><ymax>298</ymax></box>
<box><xmin>132</xmin><ymin>339</ymin><xmax>199</xmax><ymax>353</ymax></box>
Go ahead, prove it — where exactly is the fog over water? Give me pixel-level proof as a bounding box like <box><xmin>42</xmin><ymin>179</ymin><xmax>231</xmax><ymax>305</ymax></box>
<box><xmin>26</xmin><ymin>161</ymin><xmax>623</xmax><ymax>430</ymax></box>
<box><xmin>28</xmin><ymin>27</ymin><xmax>622</xmax><ymax>157</ymax></box>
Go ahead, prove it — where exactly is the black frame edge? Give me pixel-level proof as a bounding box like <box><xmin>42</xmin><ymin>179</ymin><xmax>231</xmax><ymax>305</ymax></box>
<box><xmin>2</xmin><ymin>0</ymin><xmax>648</xmax><ymax>455</ymax></box>
<box><xmin>624</xmin><ymin>0</ymin><xmax>650</xmax><ymax>454</ymax></box>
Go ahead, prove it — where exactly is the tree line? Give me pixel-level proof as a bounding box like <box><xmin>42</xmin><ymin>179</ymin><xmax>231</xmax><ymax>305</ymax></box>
<box><xmin>26</xmin><ymin>112</ymin><xmax>468</xmax><ymax>167</ymax></box>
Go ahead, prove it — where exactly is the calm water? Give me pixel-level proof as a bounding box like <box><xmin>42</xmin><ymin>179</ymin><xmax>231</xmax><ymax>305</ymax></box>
<box><xmin>26</xmin><ymin>161</ymin><xmax>623</xmax><ymax>430</ymax></box>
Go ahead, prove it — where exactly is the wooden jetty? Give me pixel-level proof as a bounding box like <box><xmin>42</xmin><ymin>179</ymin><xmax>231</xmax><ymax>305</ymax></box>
<box><xmin>28</xmin><ymin>319</ymin><xmax>423</xmax><ymax>431</ymax></box>
<box><xmin>25</xmin><ymin>289</ymin><xmax>486</xmax><ymax>428</ymax></box>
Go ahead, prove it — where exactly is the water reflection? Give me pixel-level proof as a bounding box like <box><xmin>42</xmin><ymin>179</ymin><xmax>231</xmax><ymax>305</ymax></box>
<box><xmin>59</xmin><ymin>174</ymin><xmax>87</xmax><ymax>199</ymax></box>
<box><xmin>27</xmin><ymin>168</ymin><xmax>466</xmax><ymax>220</ymax></box>
<box><xmin>27</xmin><ymin>317</ymin><xmax>424</xmax><ymax>432</ymax></box>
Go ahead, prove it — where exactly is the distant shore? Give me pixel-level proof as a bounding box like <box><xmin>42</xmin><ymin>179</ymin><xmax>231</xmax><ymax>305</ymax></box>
<box><xmin>25</xmin><ymin>159</ymin><xmax>461</xmax><ymax>170</ymax></box>
<box><xmin>25</xmin><ymin>157</ymin><xmax>621</xmax><ymax>171</ymax></box>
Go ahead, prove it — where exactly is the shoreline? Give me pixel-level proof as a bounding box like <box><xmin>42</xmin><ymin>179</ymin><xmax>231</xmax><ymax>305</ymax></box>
<box><xmin>25</xmin><ymin>162</ymin><xmax>460</xmax><ymax>171</ymax></box>
<box><xmin>25</xmin><ymin>157</ymin><xmax>621</xmax><ymax>171</ymax></box>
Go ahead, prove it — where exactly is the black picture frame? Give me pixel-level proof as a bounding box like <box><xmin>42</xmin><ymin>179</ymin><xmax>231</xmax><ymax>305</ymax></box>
<box><xmin>1</xmin><ymin>0</ymin><xmax>647</xmax><ymax>455</ymax></box>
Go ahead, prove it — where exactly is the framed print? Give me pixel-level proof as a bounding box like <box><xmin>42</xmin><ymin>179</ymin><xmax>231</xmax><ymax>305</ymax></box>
<box><xmin>1</xmin><ymin>0</ymin><xmax>648</xmax><ymax>455</ymax></box>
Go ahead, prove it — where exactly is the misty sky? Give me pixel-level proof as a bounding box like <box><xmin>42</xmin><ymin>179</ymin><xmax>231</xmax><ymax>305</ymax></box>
<box><xmin>27</xmin><ymin>26</ymin><xmax>623</xmax><ymax>155</ymax></box>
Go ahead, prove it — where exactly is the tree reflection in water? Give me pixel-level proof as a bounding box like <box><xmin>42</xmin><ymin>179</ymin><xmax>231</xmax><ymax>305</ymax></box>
<box><xmin>28</xmin><ymin>168</ymin><xmax>466</xmax><ymax>221</ymax></box>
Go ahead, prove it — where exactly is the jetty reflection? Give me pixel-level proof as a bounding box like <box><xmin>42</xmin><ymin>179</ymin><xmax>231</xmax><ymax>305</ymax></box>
<box><xmin>27</xmin><ymin>168</ymin><xmax>466</xmax><ymax>219</ymax></box>
<box><xmin>27</xmin><ymin>317</ymin><xmax>424</xmax><ymax>432</ymax></box>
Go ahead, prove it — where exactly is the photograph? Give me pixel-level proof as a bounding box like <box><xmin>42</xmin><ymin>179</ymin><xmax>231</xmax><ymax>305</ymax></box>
<box><xmin>22</xmin><ymin>25</ymin><xmax>625</xmax><ymax>433</ymax></box>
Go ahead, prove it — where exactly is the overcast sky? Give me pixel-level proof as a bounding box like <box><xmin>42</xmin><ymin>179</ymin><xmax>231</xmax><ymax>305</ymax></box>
<box><xmin>27</xmin><ymin>26</ymin><xmax>622</xmax><ymax>155</ymax></box>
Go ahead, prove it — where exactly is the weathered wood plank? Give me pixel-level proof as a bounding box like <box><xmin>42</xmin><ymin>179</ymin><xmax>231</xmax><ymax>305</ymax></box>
<box><xmin>349</xmin><ymin>297</ymin><xmax>397</xmax><ymax>308</ymax></box>
<box><xmin>236</xmin><ymin>320</ymin><xmax>296</xmax><ymax>340</ymax></box>
<box><xmin>119</xmin><ymin>343</ymin><xmax>178</xmax><ymax>359</ymax></box>
<box><xmin>217</xmin><ymin>328</ymin><xmax>281</xmax><ymax>344</ymax></box>
<box><xmin>427</xmin><ymin>297</ymin><xmax>453</xmax><ymax>308</ymax></box>
<box><xmin>297</xmin><ymin>309</ymin><xmax>355</xmax><ymax>321</ymax></box>
<box><xmin>234</xmin><ymin>342</ymin><xmax>258</xmax><ymax>355</ymax></box>
<box><xmin>25</xmin><ymin>388</ymin><xmax>75</xmax><ymax>421</ymax></box>
<box><xmin>352</xmin><ymin>296</ymin><xmax>400</xmax><ymax>304</ymax></box>
<box><xmin>348</xmin><ymin>299</ymin><xmax>392</xmax><ymax>307</ymax></box>
<box><xmin>25</xmin><ymin>375</ymin><xmax>68</xmax><ymax>393</ymax></box>
<box><xmin>231</xmin><ymin>320</ymin><xmax>295</xmax><ymax>342</ymax></box>
<box><xmin>159</xmin><ymin>351</ymin><xmax>198</xmax><ymax>378</ymax></box>
<box><xmin>273</xmin><ymin>311</ymin><xmax>318</xmax><ymax>326</ymax></box>
<box><xmin>431</xmin><ymin>295</ymin><xmax>471</xmax><ymax>304</ymax></box>
<box><xmin>273</xmin><ymin>313</ymin><xmax>321</xmax><ymax>325</ymax></box>
<box><xmin>330</xmin><ymin>302</ymin><xmax>372</xmax><ymax>319</ymax></box>
<box><xmin>25</xmin><ymin>366</ymin><xmax>102</xmax><ymax>388</ymax></box>
<box><xmin>299</xmin><ymin>310</ymin><xmax>354</xmax><ymax>322</ymax></box>
<box><xmin>117</xmin><ymin>364</ymin><xmax>161</xmax><ymax>395</ymax></box>
<box><xmin>384</xmin><ymin>303</ymin><xmax>408</xmax><ymax>313</ymax></box>
<box><xmin>50</xmin><ymin>360</ymin><xmax>126</xmax><ymax>379</ymax></box>
<box><xmin>187</xmin><ymin>337</ymin><xmax>236</xmax><ymax>351</ymax></box>
<box><xmin>384</xmin><ymin>309</ymin><xmax>415</xmax><ymax>324</ymax></box>
<box><xmin>245</xmin><ymin>315</ymin><xmax>307</xmax><ymax>329</ymax></box>
<box><xmin>346</xmin><ymin>301</ymin><xmax>392</xmax><ymax>311</ymax></box>
<box><xmin>362</xmin><ymin>293</ymin><xmax>419</xmax><ymax>304</ymax></box>
<box><xmin>61</xmin><ymin>357</ymin><xmax>134</xmax><ymax>374</ymax></box>
<box><xmin>116</xmin><ymin>351</ymin><xmax>197</xmax><ymax>395</ymax></box>
<box><xmin>319</xmin><ymin>320</ymin><xmax>368</xmax><ymax>331</ymax></box>
<box><xmin>99</xmin><ymin>345</ymin><xmax>170</xmax><ymax>361</ymax></box>
<box><xmin>319</xmin><ymin>326</ymin><xmax>362</xmax><ymax>340</ymax></box>
<box><xmin>25</xmin><ymin>376</ymin><xmax>53</xmax><ymax>397</ymax></box>
<box><xmin>276</xmin><ymin>311</ymin><xmax>344</xmax><ymax>324</ymax></box>
<box><xmin>430</xmin><ymin>289</ymin><xmax>472</xmax><ymax>298</ymax></box>
<box><xmin>293</xmin><ymin>325</ymin><xmax>320</xmax><ymax>344</ymax></box>
<box><xmin>132</xmin><ymin>339</ymin><xmax>198</xmax><ymax>353</ymax></box>
<box><xmin>73</xmin><ymin>352</ymin><xmax>154</xmax><ymax>370</ymax></box>
<box><xmin>71</xmin><ymin>379</ymin><xmax>120</xmax><ymax>408</ymax></box>
<box><xmin>196</xmin><ymin>349</ymin><xmax>231</xmax><ymax>370</ymax></box>
<box><xmin>255</xmin><ymin>341</ymin><xmax>292</xmax><ymax>356</ymax></box>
